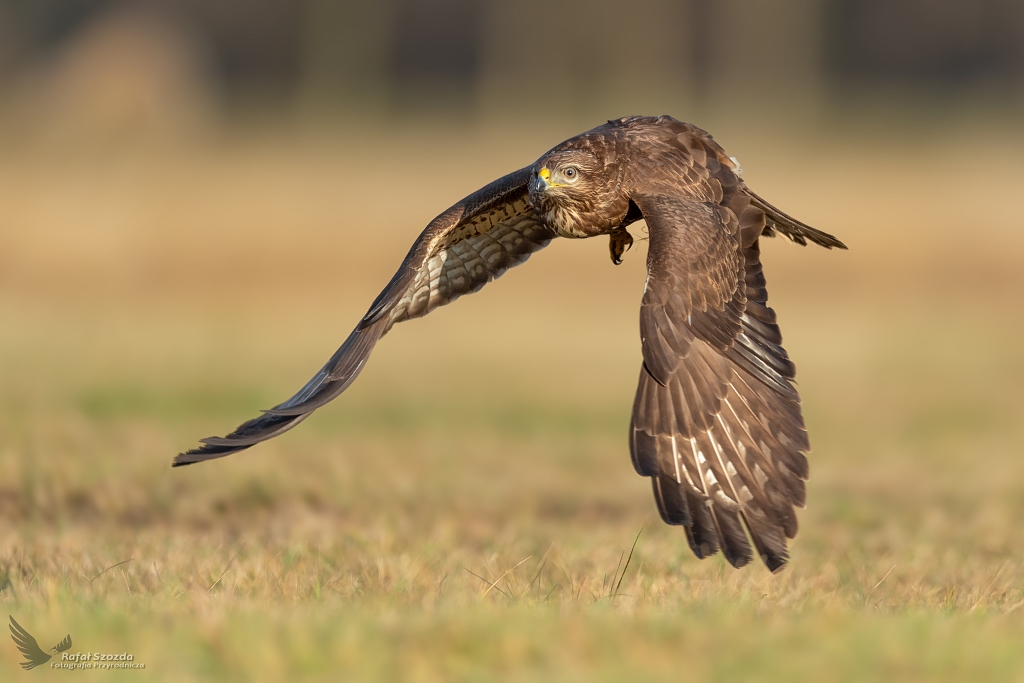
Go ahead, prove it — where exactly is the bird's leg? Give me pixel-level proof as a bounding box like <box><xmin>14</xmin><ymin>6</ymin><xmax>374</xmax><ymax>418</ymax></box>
<box><xmin>608</xmin><ymin>228</ymin><xmax>634</xmax><ymax>265</ymax></box>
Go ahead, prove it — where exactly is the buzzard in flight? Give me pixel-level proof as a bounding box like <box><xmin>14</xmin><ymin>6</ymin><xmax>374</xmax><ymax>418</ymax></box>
<box><xmin>176</xmin><ymin>116</ymin><xmax>845</xmax><ymax>571</ymax></box>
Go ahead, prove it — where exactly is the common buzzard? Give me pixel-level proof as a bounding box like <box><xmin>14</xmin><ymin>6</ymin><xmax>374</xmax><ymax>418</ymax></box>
<box><xmin>176</xmin><ymin>116</ymin><xmax>846</xmax><ymax>571</ymax></box>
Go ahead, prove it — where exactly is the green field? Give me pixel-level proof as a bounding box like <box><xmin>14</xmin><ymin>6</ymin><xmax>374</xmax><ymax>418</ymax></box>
<box><xmin>1</xmin><ymin>120</ymin><xmax>1024</xmax><ymax>681</ymax></box>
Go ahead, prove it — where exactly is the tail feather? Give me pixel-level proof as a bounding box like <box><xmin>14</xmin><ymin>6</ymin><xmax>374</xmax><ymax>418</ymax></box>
<box><xmin>748</xmin><ymin>191</ymin><xmax>847</xmax><ymax>250</ymax></box>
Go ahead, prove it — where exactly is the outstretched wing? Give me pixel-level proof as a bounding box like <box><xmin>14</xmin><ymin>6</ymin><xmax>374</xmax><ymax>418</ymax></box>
<box><xmin>629</xmin><ymin>192</ymin><xmax>816</xmax><ymax>571</ymax></box>
<box><xmin>53</xmin><ymin>634</ymin><xmax>72</xmax><ymax>653</ymax></box>
<box><xmin>175</xmin><ymin>167</ymin><xmax>554</xmax><ymax>465</ymax></box>
<box><xmin>9</xmin><ymin>616</ymin><xmax>52</xmax><ymax>670</ymax></box>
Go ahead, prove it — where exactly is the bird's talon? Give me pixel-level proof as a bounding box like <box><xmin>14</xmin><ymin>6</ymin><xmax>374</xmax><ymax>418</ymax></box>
<box><xmin>609</xmin><ymin>229</ymin><xmax>634</xmax><ymax>265</ymax></box>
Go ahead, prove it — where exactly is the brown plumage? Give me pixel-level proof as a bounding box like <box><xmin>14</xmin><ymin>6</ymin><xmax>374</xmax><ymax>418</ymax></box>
<box><xmin>175</xmin><ymin>115</ymin><xmax>846</xmax><ymax>572</ymax></box>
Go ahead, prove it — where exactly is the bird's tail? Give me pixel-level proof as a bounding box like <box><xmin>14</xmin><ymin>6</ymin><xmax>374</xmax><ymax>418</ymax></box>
<box><xmin>748</xmin><ymin>191</ymin><xmax>847</xmax><ymax>250</ymax></box>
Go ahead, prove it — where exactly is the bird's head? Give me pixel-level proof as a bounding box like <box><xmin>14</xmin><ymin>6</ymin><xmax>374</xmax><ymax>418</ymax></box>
<box><xmin>529</xmin><ymin>149</ymin><xmax>615</xmax><ymax>238</ymax></box>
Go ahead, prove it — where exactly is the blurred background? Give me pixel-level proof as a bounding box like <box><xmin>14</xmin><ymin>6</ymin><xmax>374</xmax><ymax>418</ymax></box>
<box><xmin>1</xmin><ymin>2</ymin><xmax>1024</xmax><ymax>681</ymax></box>
<box><xmin>0</xmin><ymin>0</ymin><xmax>1022</xmax><ymax>139</ymax></box>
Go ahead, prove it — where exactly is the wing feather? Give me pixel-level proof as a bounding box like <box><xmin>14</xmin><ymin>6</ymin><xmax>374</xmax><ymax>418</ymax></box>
<box><xmin>175</xmin><ymin>167</ymin><xmax>554</xmax><ymax>465</ymax></box>
<box><xmin>629</xmin><ymin>191</ymin><xmax>813</xmax><ymax>571</ymax></box>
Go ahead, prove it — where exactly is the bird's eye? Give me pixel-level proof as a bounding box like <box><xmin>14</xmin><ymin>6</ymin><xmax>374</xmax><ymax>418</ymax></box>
<box><xmin>563</xmin><ymin>166</ymin><xmax>579</xmax><ymax>180</ymax></box>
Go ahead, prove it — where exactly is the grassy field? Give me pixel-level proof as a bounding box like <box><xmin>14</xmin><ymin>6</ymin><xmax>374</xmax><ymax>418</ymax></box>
<box><xmin>1</xmin><ymin>118</ymin><xmax>1024</xmax><ymax>681</ymax></box>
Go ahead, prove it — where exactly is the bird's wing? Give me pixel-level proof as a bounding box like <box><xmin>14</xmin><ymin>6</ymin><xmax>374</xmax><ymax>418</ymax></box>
<box><xmin>9</xmin><ymin>616</ymin><xmax>52</xmax><ymax>670</ymax></box>
<box><xmin>175</xmin><ymin>167</ymin><xmax>553</xmax><ymax>465</ymax></box>
<box><xmin>628</xmin><ymin>192</ymin><xmax>812</xmax><ymax>571</ymax></box>
<box><xmin>53</xmin><ymin>634</ymin><xmax>72</xmax><ymax>653</ymax></box>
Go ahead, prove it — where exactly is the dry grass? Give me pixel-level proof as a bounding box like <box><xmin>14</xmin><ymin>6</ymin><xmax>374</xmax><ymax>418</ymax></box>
<box><xmin>1</xmin><ymin>118</ymin><xmax>1024</xmax><ymax>681</ymax></box>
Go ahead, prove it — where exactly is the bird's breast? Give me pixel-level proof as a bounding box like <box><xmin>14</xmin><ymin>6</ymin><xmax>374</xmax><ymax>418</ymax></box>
<box><xmin>544</xmin><ymin>205</ymin><xmax>590</xmax><ymax>238</ymax></box>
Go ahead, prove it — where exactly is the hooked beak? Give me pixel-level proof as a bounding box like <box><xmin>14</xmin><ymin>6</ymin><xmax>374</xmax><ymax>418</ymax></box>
<box><xmin>534</xmin><ymin>167</ymin><xmax>551</xmax><ymax>192</ymax></box>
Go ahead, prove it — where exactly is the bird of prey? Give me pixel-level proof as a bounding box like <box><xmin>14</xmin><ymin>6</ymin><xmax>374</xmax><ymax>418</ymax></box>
<box><xmin>9</xmin><ymin>616</ymin><xmax>72</xmax><ymax>670</ymax></box>
<box><xmin>176</xmin><ymin>115</ymin><xmax>845</xmax><ymax>571</ymax></box>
